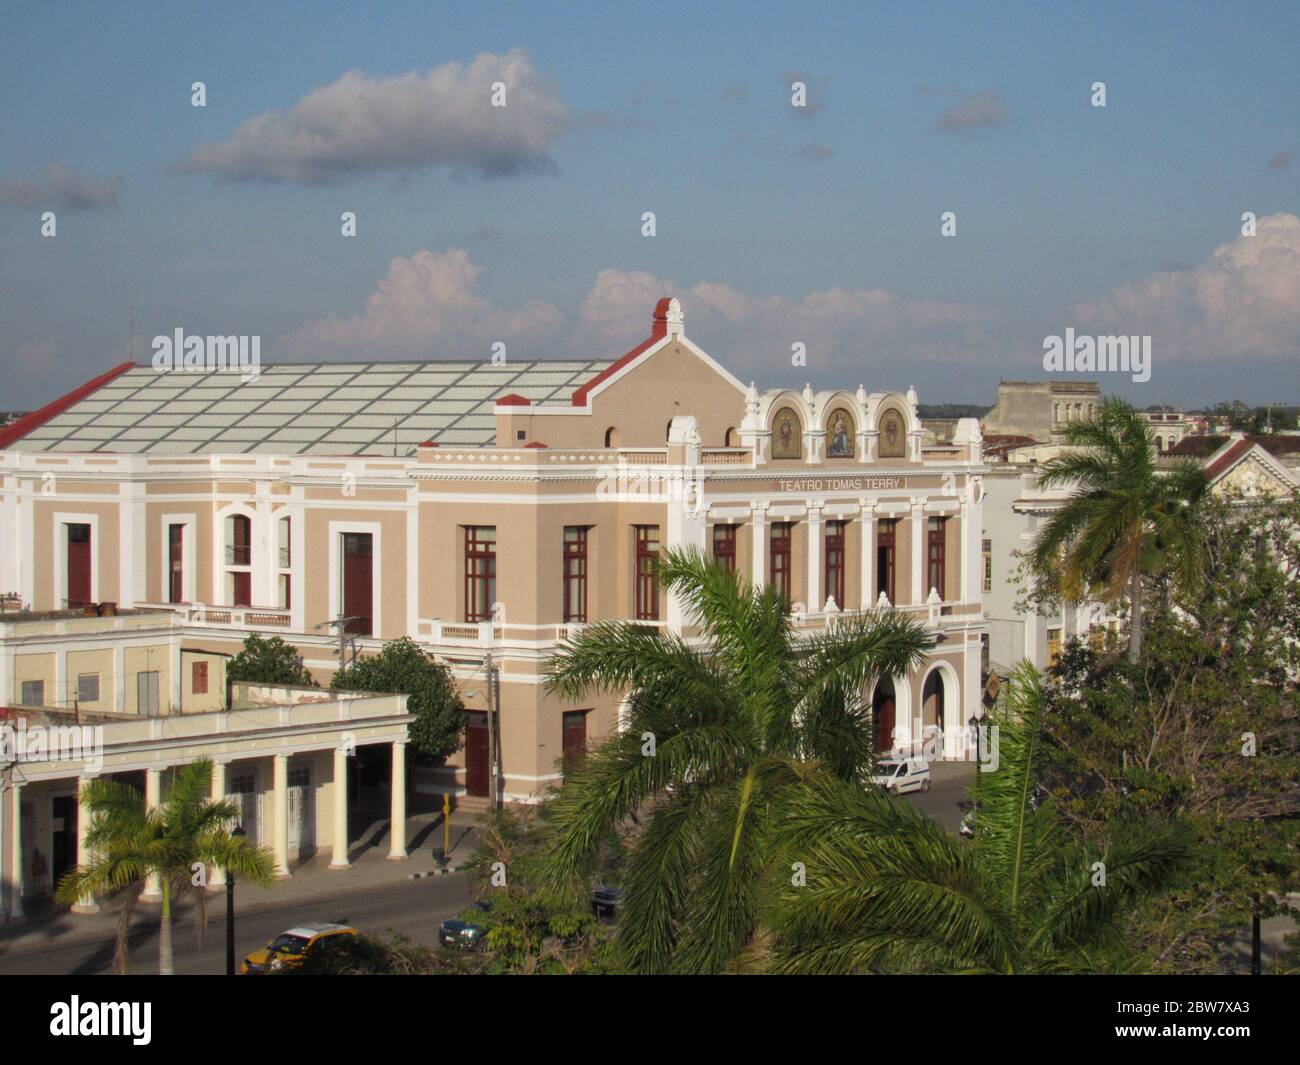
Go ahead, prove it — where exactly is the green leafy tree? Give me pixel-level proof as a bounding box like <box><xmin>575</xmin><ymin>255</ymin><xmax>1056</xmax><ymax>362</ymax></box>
<box><xmin>538</xmin><ymin>546</ymin><xmax>932</xmax><ymax>974</ymax></box>
<box><xmin>1040</xmin><ymin>493</ymin><xmax>1300</xmax><ymax>972</ymax></box>
<box><xmin>227</xmin><ymin>633</ymin><xmax>316</xmax><ymax>687</ymax></box>
<box><xmin>55</xmin><ymin>759</ymin><xmax>275</xmax><ymax>974</ymax></box>
<box><xmin>331</xmin><ymin>637</ymin><xmax>463</xmax><ymax>761</ymax></box>
<box><xmin>1029</xmin><ymin>398</ymin><xmax>1208</xmax><ymax>661</ymax></box>
<box><xmin>770</xmin><ymin>665</ymin><xmax>1194</xmax><ymax>973</ymax></box>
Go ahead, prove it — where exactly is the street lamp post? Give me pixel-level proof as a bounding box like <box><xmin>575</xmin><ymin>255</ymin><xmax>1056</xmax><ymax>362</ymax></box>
<box><xmin>226</xmin><ymin>824</ymin><xmax>245</xmax><ymax>976</ymax></box>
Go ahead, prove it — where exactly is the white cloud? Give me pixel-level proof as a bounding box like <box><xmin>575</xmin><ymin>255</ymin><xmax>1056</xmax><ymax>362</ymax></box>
<box><xmin>0</xmin><ymin>163</ymin><xmax>119</xmax><ymax>211</ymax></box>
<box><xmin>282</xmin><ymin>248</ymin><xmax>563</xmax><ymax>356</ymax></box>
<box><xmin>575</xmin><ymin>269</ymin><xmax>989</xmax><ymax>373</ymax></box>
<box><xmin>1074</xmin><ymin>213</ymin><xmax>1300</xmax><ymax>360</ymax></box>
<box><xmin>934</xmin><ymin>91</ymin><xmax>1007</xmax><ymax>131</ymax></box>
<box><xmin>173</xmin><ymin>49</ymin><xmax>567</xmax><ymax>183</ymax></box>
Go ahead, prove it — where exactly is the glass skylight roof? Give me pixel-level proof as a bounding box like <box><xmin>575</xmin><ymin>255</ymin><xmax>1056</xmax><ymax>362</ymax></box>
<box><xmin>13</xmin><ymin>358</ymin><xmax>613</xmax><ymax>455</ymax></box>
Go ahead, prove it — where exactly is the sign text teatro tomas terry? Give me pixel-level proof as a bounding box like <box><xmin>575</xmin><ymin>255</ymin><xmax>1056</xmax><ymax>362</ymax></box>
<box><xmin>776</xmin><ymin>476</ymin><xmax>907</xmax><ymax>492</ymax></box>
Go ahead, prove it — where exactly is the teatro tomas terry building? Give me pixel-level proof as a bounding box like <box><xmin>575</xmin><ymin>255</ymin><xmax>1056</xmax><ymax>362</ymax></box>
<box><xmin>0</xmin><ymin>298</ymin><xmax>989</xmax><ymax>802</ymax></box>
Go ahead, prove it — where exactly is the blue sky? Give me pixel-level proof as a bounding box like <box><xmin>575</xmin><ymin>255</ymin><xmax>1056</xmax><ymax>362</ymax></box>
<box><xmin>1</xmin><ymin>0</ymin><xmax>1296</xmax><ymax>410</ymax></box>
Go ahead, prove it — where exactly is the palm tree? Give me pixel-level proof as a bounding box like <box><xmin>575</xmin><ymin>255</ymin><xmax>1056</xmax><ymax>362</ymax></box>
<box><xmin>539</xmin><ymin>546</ymin><xmax>933</xmax><ymax>974</ymax></box>
<box><xmin>769</xmin><ymin>664</ymin><xmax>1193</xmax><ymax>973</ymax></box>
<box><xmin>56</xmin><ymin>758</ymin><xmax>274</xmax><ymax>974</ymax></box>
<box><xmin>1029</xmin><ymin>399</ymin><xmax>1208</xmax><ymax>662</ymax></box>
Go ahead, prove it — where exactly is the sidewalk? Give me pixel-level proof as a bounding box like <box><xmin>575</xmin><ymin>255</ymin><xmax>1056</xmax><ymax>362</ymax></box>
<box><xmin>0</xmin><ymin>805</ymin><xmax>482</xmax><ymax>951</ymax></box>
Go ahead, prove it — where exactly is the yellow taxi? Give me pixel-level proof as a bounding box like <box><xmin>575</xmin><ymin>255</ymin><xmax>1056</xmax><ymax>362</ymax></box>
<box><xmin>240</xmin><ymin>921</ymin><xmax>357</xmax><ymax>974</ymax></box>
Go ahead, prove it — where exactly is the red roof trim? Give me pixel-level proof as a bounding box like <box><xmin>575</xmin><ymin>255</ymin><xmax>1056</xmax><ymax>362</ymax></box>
<box><xmin>570</xmin><ymin>301</ymin><xmax>673</xmax><ymax>407</ymax></box>
<box><xmin>523</xmin><ymin>440</ymin><xmax>548</xmax><ymax>449</ymax></box>
<box><xmin>0</xmin><ymin>361</ymin><xmax>135</xmax><ymax>450</ymax></box>
<box><xmin>496</xmin><ymin>393</ymin><xmax>531</xmax><ymax>407</ymax></box>
<box><xmin>1203</xmin><ymin>438</ymin><xmax>1254</xmax><ymax>481</ymax></box>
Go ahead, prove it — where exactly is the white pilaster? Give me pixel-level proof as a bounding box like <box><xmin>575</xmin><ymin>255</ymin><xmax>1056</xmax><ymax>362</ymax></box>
<box><xmin>142</xmin><ymin>767</ymin><xmax>162</xmax><ymax>899</ymax></box>
<box><xmin>387</xmin><ymin>742</ymin><xmax>407</xmax><ymax>860</ymax></box>
<box><xmin>71</xmin><ymin>775</ymin><xmax>99</xmax><ymax>913</ymax></box>
<box><xmin>330</xmin><ymin>746</ymin><xmax>350</xmax><ymax>869</ymax></box>
<box><xmin>859</xmin><ymin>500</ymin><xmax>876</xmax><ymax>609</ymax></box>
<box><xmin>272</xmin><ymin>754</ymin><xmax>290</xmax><ymax>878</ymax></box>
<box><xmin>910</xmin><ymin>500</ymin><xmax>925</xmax><ymax>605</ymax></box>
<box><xmin>751</xmin><ymin>504</ymin><xmax>767</xmax><ymax>590</ymax></box>
<box><xmin>806</xmin><ymin>502</ymin><xmax>823</xmax><ymax>612</ymax></box>
<box><xmin>209</xmin><ymin>760</ymin><xmax>227</xmax><ymax>887</ymax></box>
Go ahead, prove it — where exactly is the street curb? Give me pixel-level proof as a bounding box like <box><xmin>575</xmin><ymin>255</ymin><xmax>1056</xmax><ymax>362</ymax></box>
<box><xmin>409</xmin><ymin>866</ymin><xmax>460</xmax><ymax>879</ymax></box>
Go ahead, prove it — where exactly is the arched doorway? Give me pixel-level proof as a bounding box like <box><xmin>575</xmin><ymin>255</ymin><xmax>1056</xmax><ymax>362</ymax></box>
<box><xmin>872</xmin><ymin>677</ymin><xmax>896</xmax><ymax>754</ymax></box>
<box><xmin>922</xmin><ymin>669</ymin><xmax>945</xmax><ymax>732</ymax></box>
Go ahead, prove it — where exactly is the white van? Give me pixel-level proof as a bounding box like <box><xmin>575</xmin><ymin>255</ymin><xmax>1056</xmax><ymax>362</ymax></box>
<box><xmin>871</xmin><ymin>757</ymin><xmax>931</xmax><ymax>795</ymax></box>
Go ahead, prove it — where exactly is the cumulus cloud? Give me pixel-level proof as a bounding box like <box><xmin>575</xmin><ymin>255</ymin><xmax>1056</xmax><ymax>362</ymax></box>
<box><xmin>172</xmin><ymin>49</ymin><xmax>567</xmax><ymax>184</ymax></box>
<box><xmin>1073</xmin><ymin>212</ymin><xmax>1300</xmax><ymax>360</ymax></box>
<box><xmin>574</xmin><ymin>269</ymin><xmax>989</xmax><ymax>373</ymax></box>
<box><xmin>934</xmin><ymin>91</ymin><xmax>1007</xmax><ymax>131</ymax></box>
<box><xmin>283</xmin><ymin>248</ymin><xmax>564</xmax><ymax>356</ymax></box>
<box><xmin>0</xmin><ymin>163</ymin><xmax>119</xmax><ymax>211</ymax></box>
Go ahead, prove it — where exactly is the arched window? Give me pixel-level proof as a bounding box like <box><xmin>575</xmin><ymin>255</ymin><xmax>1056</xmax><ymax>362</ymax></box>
<box><xmin>604</xmin><ymin>426</ymin><xmax>618</xmax><ymax>448</ymax></box>
<box><xmin>724</xmin><ymin>426</ymin><xmax>738</xmax><ymax>447</ymax></box>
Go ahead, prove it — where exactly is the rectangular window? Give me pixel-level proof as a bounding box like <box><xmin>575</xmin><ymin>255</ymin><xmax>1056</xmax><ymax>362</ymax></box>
<box><xmin>168</xmin><ymin>523</ymin><xmax>185</xmax><ymax>603</ymax></box>
<box><xmin>876</xmin><ymin>519</ymin><xmax>896</xmax><ymax>604</ymax></box>
<box><xmin>825</xmin><ymin>520</ymin><xmax>846</xmax><ymax>608</ymax></box>
<box><xmin>278</xmin><ymin>517</ymin><xmax>291</xmax><ymax>569</ymax></box>
<box><xmin>20</xmin><ymin>679</ymin><xmax>45</xmax><ymax>706</ymax></box>
<box><xmin>137</xmin><ymin>671</ymin><xmax>160</xmax><ymax>716</ymax></box>
<box><xmin>192</xmin><ymin>660</ymin><xmax>209</xmax><ymax>695</ymax></box>
<box><xmin>77</xmin><ymin>673</ymin><xmax>100</xmax><ymax>703</ymax></box>
<box><xmin>66</xmin><ymin>523</ymin><xmax>92</xmax><ymax>608</ymax></box>
<box><xmin>230</xmin><ymin>570</ymin><xmax>252</xmax><ymax>607</ymax></box>
<box><xmin>562</xmin><ymin>709</ymin><xmax>589</xmax><ymax>771</ymax></box>
<box><xmin>465</xmin><ymin>526</ymin><xmax>497</xmax><ymax>623</ymax></box>
<box><xmin>563</xmin><ymin>526</ymin><xmax>588</xmax><ymax>623</ymax></box>
<box><xmin>982</xmin><ymin>537</ymin><xmax>992</xmax><ymax>593</ymax></box>
<box><xmin>1046</xmin><ymin>627</ymin><xmax>1063</xmax><ymax>669</ymax></box>
<box><xmin>342</xmin><ymin>532</ymin><xmax>374</xmax><ymax>635</ymax></box>
<box><xmin>634</xmin><ymin>526</ymin><xmax>660</xmax><ymax>621</ymax></box>
<box><xmin>712</xmin><ymin>525</ymin><xmax>737</xmax><ymax>573</ymax></box>
<box><xmin>769</xmin><ymin>522</ymin><xmax>793</xmax><ymax>602</ymax></box>
<box><xmin>927</xmin><ymin>517</ymin><xmax>947</xmax><ymax>600</ymax></box>
<box><xmin>227</xmin><ymin>514</ymin><xmax>251</xmax><ymax>566</ymax></box>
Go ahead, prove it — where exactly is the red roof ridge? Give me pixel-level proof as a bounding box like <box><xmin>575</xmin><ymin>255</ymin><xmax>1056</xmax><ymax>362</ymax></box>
<box><xmin>570</xmin><ymin>299</ymin><xmax>676</xmax><ymax>407</ymax></box>
<box><xmin>0</xmin><ymin>361</ymin><xmax>136</xmax><ymax>450</ymax></box>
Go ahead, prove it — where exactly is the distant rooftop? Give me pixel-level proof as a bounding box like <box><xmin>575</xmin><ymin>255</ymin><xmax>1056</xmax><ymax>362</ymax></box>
<box><xmin>3</xmin><ymin>359</ymin><xmax>615</xmax><ymax>456</ymax></box>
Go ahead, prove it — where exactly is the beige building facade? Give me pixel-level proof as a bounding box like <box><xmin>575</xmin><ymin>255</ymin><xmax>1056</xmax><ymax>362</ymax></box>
<box><xmin>0</xmin><ymin>298</ymin><xmax>989</xmax><ymax>803</ymax></box>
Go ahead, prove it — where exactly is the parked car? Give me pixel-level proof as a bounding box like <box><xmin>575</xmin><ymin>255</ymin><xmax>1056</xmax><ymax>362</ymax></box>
<box><xmin>871</xmin><ymin>757</ymin><xmax>931</xmax><ymax>795</ymax></box>
<box><xmin>241</xmin><ymin>922</ymin><xmax>357</xmax><ymax>974</ymax></box>
<box><xmin>439</xmin><ymin>899</ymin><xmax>491</xmax><ymax>950</ymax></box>
<box><xmin>591</xmin><ymin>885</ymin><xmax>623</xmax><ymax>919</ymax></box>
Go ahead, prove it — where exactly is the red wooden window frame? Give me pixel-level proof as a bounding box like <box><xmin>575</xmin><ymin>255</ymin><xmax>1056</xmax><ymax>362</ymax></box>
<box><xmin>634</xmin><ymin>526</ymin><xmax>660</xmax><ymax>621</ymax></box>
<box><xmin>66</xmin><ymin>523</ymin><xmax>92</xmax><ymax>608</ymax></box>
<box><xmin>465</xmin><ymin>527</ymin><xmax>497</xmax><ymax>623</ymax></box>
<box><xmin>563</xmin><ymin>527</ymin><xmax>588</xmax><ymax>623</ymax></box>
<box><xmin>228</xmin><ymin>514</ymin><xmax>251</xmax><ymax>566</ymax></box>
<box><xmin>927</xmin><ymin>517</ymin><xmax>947</xmax><ymax>599</ymax></box>
<box><xmin>168</xmin><ymin>523</ymin><xmax>184</xmax><ymax>603</ymax></box>
<box><xmin>712</xmin><ymin>525</ymin><xmax>736</xmax><ymax>572</ymax></box>
<box><xmin>342</xmin><ymin>532</ymin><xmax>373</xmax><ymax>635</ymax></box>
<box><xmin>877</xmin><ymin>518</ymin><xmax>896</xmax><ymax>604</ymax></box>
<box><xmin>769</xmin><ymin>522</ymin><xmax>793</xmax><ymax>602</ymax></box>
<box><xmin>825</xmin><ymin>520</ymin><xmax>846</xmax><ymax>607</ymax></box>
<box><xmin>562</xmin><ymin>709</ymin><xmax>589</xmax><ymax>770</ymax></box>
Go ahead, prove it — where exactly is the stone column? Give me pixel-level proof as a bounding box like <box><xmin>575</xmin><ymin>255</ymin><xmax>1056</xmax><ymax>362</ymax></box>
<box><xmin>209</xmin><ymin>760</ymin><xmax>227</xmax><ymax>888</ymax></box>
<box><xmin>143</xmin><ymin>767</ymin><xmax>162</xmax><ymax>900</ymax></box>
<box><xmin>806</xmin><ymin>502</ymin><xmax>823</xmax><ymax>612</ymax></box>
<box><xmin>859</xmin><ymin>500</ymin><xmax>876</xmax><ymax>608</ymax></box>
<box><xmin>387</xmin><ymin>741</ymin><xmax>407</xmax><ymax>860</ymax></box>
<box><xmin>71</xmin><ymin>775</ymin><xmax>100</xmax><ymax>913</ymax></box>
<box><xmin>272</xmin><ymin>754</ymin><xmax>290</xmax><ymax>878</ymax></box>
<box><xmin>750</xmin><ymin>504</ymin><xmax>768</xmax><ymax>590</ymax></box>
<box><xmin>5</xmin><ymin>779</ymin><xmax>22</xmax><ymax>919</ymax></box>
<box><xmin>910</xmin><ymin>500</ymin><xmax>926</xmax><ymax>606</ymax></box>
<box><xmin>330</xmin><ymin>746</ymin><xmax>350</xmax><ymax>869</ymax></box>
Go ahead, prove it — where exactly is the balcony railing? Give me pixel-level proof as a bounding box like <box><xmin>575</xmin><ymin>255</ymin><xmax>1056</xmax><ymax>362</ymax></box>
<box><xmin>137</xmin><ymin>602</ymin><xmax>291</xmax><ymax>628</ymax></box>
